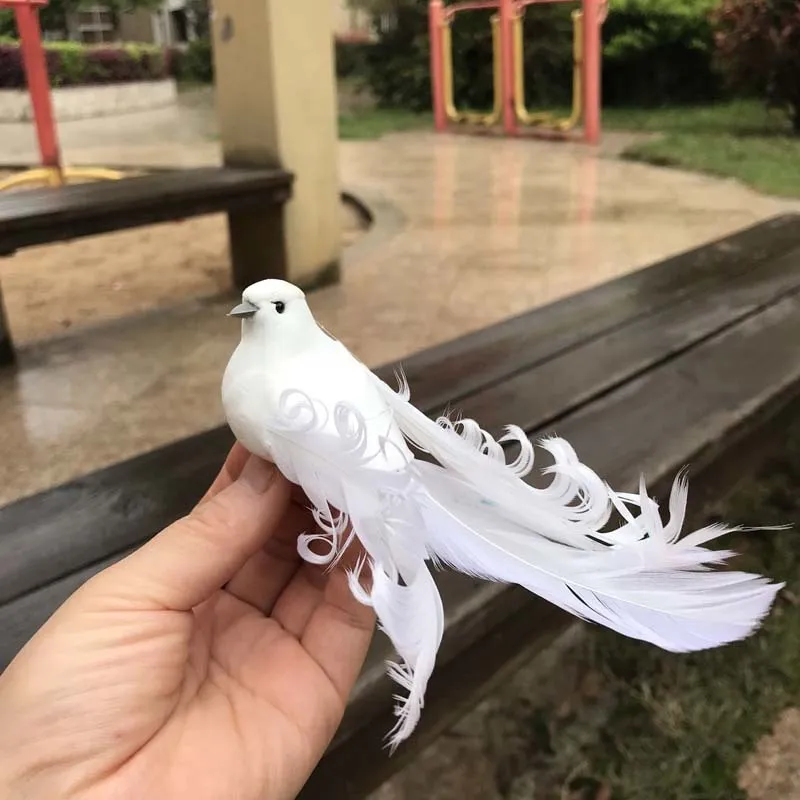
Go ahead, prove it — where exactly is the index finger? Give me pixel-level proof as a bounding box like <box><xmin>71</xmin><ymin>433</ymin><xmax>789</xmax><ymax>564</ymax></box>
<box><xmin>198</xmin><ymin>441</ymin><xmax>251</xmax><ymax>505</ymax></box>
<box><xmin>102</xmin><ymin>456</ymin><xmax>292</xmax><ymax>611</ymax></box>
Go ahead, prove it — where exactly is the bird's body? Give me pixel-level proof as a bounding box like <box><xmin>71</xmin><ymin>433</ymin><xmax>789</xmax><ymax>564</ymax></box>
<box><xmin>222</xmin><ymin>279</ymin><xmax>784</xmax><ymax>750</ymax></box>
<box><xmin>224</xmin><ymin>317</ymin><xmax>411</xmax><ymax>479</ymax></box>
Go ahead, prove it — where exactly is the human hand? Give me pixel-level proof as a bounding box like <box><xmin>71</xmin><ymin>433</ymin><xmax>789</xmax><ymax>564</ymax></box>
<box><xmin>0</xmin><ymin>445</ymin><xmax>375</xmax><ymax>800</ymax></box>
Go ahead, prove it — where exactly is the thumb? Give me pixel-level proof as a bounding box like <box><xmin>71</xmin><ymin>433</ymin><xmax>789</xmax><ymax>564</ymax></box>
<box><xmin>93</xmin><ymin>456</ymin><xmax>292</xmax><ymax>611</ymax></box>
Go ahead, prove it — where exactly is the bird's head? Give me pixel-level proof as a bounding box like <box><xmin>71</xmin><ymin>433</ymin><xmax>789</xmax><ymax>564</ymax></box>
<box><xmin>228</xmin><ymin>279</ymin><xmax>318</xmax><ymax>347</ymax></box>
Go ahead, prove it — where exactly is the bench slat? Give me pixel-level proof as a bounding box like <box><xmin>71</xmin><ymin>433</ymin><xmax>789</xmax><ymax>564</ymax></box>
<box><xmin>563</xmin><ymin>292</ymin><xmax>800</xmax><ymax>488</ymax></box>
<box><xmin>451</xmin><ymin>244</ymin><xmax>800</xmax><ymax>437</ymax></box>
<box><xmin>2</xmin><ymin>264</ymin><xmax>800</xmax><ymax>663</ymax></box>
<box><xmin>0</xmin><ymin>167</ymin><xmax>294</xmax><ymax>254</ymax></box>
<box><xmin>400</xmin><ymin>214</ymin><xmax>800</xmax><ymax>409</ymax></box>
<box><xmin>0</xmin><ymin>427</ymin><xmax>234</xmax><ymax>607</ymax></box>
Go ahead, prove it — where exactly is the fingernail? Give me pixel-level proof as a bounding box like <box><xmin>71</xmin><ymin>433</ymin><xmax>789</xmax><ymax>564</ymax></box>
<box><xmin>238</xmin><ymin>455</ymin><xmax>276</xmax><ymax>494</ymax></box>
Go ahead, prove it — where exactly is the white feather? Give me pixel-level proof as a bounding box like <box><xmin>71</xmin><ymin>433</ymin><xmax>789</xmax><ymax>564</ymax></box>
<box><xmin>369</xmin><ymin>560</ymin><xmax>444</xmax><ymax>750</ymax></box>
<box><xmin>413</xmin><ymin>462</ymin><xmax>781</xmax><ymax>652</ymax></box>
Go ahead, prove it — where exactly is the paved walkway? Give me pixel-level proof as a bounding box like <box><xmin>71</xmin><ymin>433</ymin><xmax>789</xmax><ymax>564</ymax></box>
<box><xmin>0</xmin><ymin>88</ymin><xmax>220</xmax><ymax>169</ymax></box>
<box><xmin>1</xmin><ymin>98</ymin><xmax>798</xmax><ymax>506</ymax></box>
<box><xmin>739</xmin><ymin>708</ymin><xmax>800</xmax><ymax>799</ymax></box>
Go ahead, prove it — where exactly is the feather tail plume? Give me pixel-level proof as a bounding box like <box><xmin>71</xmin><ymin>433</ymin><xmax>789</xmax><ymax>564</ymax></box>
<box><xmin>367</xmin><ymin>560</ymin><xmax>444</xmax><ymax>750</ymax></box>
<box><xmin>374</xmin><ymin>371</ymin><xmax>784</xmax><ymax>653</ymax></box>
<box><xmin>415</xmin><ymin>462</ymin><xmax>782</xmax><ymax>652</ymax></box>
<box><xmin>375</xmin><ymin>374</ymin><xmax>616</xmax><ymax>545</ymax></box>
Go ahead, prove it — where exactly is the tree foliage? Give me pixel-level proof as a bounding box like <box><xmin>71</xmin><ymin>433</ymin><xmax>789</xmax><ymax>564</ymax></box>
<box><xmin>713</xmin><ymin>0</ymin><xmax>800</xmax><ymax>132</ymax></box>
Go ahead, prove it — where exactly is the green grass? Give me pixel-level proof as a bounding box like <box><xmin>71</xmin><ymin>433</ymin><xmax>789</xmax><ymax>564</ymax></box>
<box><xmin>606</xmin><ymin>100</ymin><xmax>800</xmax><ymax>198</ymax></box>
<box><xmin>603</xmin><ymin>100</ymin><xmax>791</xmax><ymax>136</ymax></box>
<box><xmin>525</xmin><ymin>425</ymin><xmax>800</xmax><ymax>799</ymax></box>
<box><xmin>338</xmin><ymin>108</ymin><xmax>432</xmax><ymax>140</ymax></box>
<box><xmin>623</xmin><ymin>133</ymin><xmax>800</xmax><ymax>198</ymax></box>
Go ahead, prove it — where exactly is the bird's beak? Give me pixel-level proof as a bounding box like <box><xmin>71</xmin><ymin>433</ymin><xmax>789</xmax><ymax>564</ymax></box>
<box><xmin>228</xmin><ymin>300</ymin><xmax>259</xmax><ymax>319</ymax></box>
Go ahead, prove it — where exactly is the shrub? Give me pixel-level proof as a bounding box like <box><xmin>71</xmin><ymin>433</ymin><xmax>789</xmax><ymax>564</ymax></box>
<box><xmin>0</xmin><ymin>42</ymin><xmax>25</xmax><ymax>89</ymax></box>
<box><xmin>167</xmin><ymin>45</ymin><xmax>186</xmax><ymax>80</ymax></box>
<box><xmin>335</xmin><ymin>38</ymin><xmax>375</xmax><ymax>79</ymax></box>
<box><xmin>176</xmin><ymin>37</ymin><xmax>214</xmax><ymax>83</ymax></box>
<box><xmin>361</xmin><ymin>0</ymin><xmax>725</xmax><ymax>111</ymax></box>
<box><xmin>362</xmin><ymin>2</ymin><xmax>432</xmax><ymax>111</ymax></box>
<box><xmin>603</xmin><ymin>0</ymin><xmax>724</xmax><ymax>105</ymax></box>
<box><xmin>713</xmin><ymin>0</ymin><xmax>800</xmax><ymax>132</ymax></box>
<box><xmin>169</xmin><ymin>34</ymin><xmax>375</xmax><ymax>85</ymax></box>
<box><xmin>0</xmin><ymin>11</ymin><xmax>14</xmax><ymax>40</ymax></box>
<box><xmin>0</xmin><ymin>40</ymin><xmax>169</xmax><ymax>89</ymax></box>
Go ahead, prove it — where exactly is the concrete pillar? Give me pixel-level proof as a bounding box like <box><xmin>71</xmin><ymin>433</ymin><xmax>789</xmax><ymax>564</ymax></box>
<box><xmin>211</xmin><ymin>0</ymin><xmax>342</xmax><ymax>290</ymax></box>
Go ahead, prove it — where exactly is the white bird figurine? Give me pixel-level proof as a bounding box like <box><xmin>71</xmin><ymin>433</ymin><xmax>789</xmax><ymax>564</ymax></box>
<box><xmin>221</xmin><ymin>279</ymin><xmax>782</xmax><ymax>750</ymax></box>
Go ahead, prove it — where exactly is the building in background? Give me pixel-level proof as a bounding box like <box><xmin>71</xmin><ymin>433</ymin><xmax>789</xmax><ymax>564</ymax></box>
<box><xmin>58</xmin><ymin>1</ymin><xmax>374</xmax><ymax>45</ymax></box>
<box><xmin>63</xmin><ymin>1</ymin><xmax>197</xmax><ymax>46</ymax></box>
<box><xmin>332</xmin><ymin>0</ymin><xmax>374</xmax><ymax>41</ymax></box>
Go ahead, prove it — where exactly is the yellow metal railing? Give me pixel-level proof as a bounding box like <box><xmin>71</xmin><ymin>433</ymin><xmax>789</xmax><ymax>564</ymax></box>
<box><xmin>443</xmin><ymin>13</ymin><xmax>502</xmax><ymax>126</ymax></box>
<box><xmin>513</xmin><ymin>7</ymin><xmax>583</xmax><ymax>131</ymax></box>
<box><xmin>0</xmin><ymin>166</ymin><xmax>125</xmax><ymax>192</ymax></box>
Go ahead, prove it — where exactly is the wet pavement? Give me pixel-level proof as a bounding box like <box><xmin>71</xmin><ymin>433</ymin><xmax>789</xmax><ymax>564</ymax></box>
<box><xmin>1</xmin><ymin>96</ymin><xmax>799</xmax><ymax>504</ymax></box>
<box><xmin>740</xmin><ymin>708</ymin><xmax>800</xmax><ymax>800</ymax></box>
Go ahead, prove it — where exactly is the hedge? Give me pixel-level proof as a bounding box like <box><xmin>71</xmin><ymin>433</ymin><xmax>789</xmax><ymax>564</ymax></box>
<box><xmin>603</xmin><ymin>0</ymin><xmax>723</xmax><ymax>105</ymax></box>
<box><xmin>336</xmin><ymin>39</ymin><xmax>376</xmax><ymax>79</ymax></box>
<box><xmin>163</xmin><ymin>37</ymin><xmax>379</xmax><ymax>83</ymax></box>
<box><xmin>0</xmin><ymin>36</ymin><xmax>369</xmax><ymax>89</ymax></box>
<box><xmin>0</xmin><ymin>41</ymin><xmax>169</xmax><ymax>89</ymax></box>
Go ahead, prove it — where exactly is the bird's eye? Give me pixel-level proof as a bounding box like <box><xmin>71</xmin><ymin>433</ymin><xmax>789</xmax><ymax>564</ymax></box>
<box><xmin>273</xmin><ymin>301</ymin><xmax>285</xmax><ymax>314</ymax></box>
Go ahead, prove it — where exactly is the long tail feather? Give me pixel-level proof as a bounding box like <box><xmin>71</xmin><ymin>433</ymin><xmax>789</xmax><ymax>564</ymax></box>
<box><xmin>374</xmin><ymin>374</ymin><xmax>617</xmax><ymax>545</ymax></box>
<box><xmin>337</xmin><ymin>477</ymin><xmax>444</xmax><ymax>751</ymax></box>
<box><xmin>415</xmin><ymin>461</ymin><xmax>783</xmax><ymax>652</ymax></box>
<box><xmin>369</xmin><ymin>559</ymin><xmax>444</xmax><ymax>750</ymax></box>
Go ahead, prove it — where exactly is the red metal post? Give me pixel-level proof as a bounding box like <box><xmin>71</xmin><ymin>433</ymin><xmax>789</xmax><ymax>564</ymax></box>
<box><xmin>444</xmin><ymin>0</ymin><xmax>504</xmax><ymax>14</ymax></box>
<box><xmin>429</xmin><ymin>0</ymin><xmax>447</xmax><ymax>132</ymax></box>
<box><xmin>498</xmin><ymin>0</ymin><xmax>516</xmax><ymax>136</ymax></box>
<box><xmin>581</xmin><ymin>0</ymin><xmax>601</xmax><ymax>145</ymax></box>
<box><xmin>12</xmin><ymin>1</ymin><xmax>62</xmax><ymax>170</ymax></box>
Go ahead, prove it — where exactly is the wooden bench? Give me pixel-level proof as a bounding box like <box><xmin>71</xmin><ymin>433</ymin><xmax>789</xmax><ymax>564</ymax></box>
<box><xmin>0</xmin><ymin>166</ymin><xmax>294</xmax><ymax>365</ymax></box>
<box><xmin>2</xmin><ymin>213</ymin><xmax>800</xmax><ymax>797</ymax></box>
